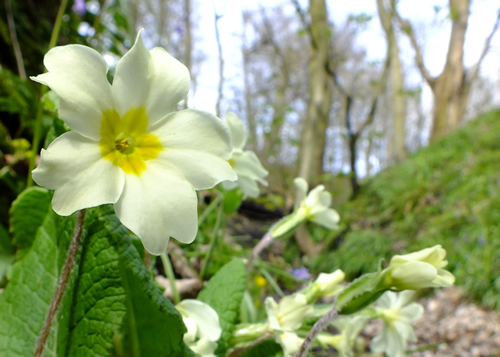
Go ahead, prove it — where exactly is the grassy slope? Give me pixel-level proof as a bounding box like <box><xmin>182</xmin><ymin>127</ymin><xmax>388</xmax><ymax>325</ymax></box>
<box><xmin>314</xmin><ymin>109</ymin><xmax>500</xmax><ymax>309</ymax></box>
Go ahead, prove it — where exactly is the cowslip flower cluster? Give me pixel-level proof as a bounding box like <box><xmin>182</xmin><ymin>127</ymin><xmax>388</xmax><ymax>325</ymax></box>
<box><xmin>176</xmin><ymin>299</ymin><xmax>222</xmax><ymax>357</ymax></box>
<box><xmin>271</xmin><ymin>177</ymin><xmax>340</xmax><ymax>238</ymax></box>
<box><xmin>370</xmin><ymin>291</ymin><xmax>424</xmax><ymax>357</ymax></box>
<box><xmin>31</xmin><ymin>31</ymin><xmax>236</xmax><ymax>254</ymax></box>
<box><xmin>221</xmin><ymin>112</ymin><xmax>268</xmax><ymax>198</ymax></box>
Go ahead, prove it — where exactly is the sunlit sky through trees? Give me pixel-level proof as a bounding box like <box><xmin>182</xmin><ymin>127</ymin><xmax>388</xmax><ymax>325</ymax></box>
<box><xmin>192</xmin><ymin>0</ymin><xmax>500</xmax><ymax>115</ymax></box>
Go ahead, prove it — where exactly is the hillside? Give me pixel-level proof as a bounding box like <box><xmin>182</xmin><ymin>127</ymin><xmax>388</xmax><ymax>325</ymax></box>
<box><xmin>314</xmin><ymin>109</ymin><xmax>500</xmax><ymax>309</ymax></box>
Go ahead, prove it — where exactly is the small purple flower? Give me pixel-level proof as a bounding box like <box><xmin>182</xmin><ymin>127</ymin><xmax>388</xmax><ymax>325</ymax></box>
<box><xmin>290</xmin><ymin>267</ymin><xmax>311</xmax><ymax>280</ymax></box>
<box><xmin>72</xmin><ymin>0</ymin><xmax>86</xmax><ymax>16</ymax></box>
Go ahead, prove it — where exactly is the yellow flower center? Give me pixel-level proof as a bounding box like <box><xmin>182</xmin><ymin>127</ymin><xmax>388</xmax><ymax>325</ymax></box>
<box><xmin>99</xmin><ymin>107</ymin><xmax>162</xmax><ymax>175</ymax></box>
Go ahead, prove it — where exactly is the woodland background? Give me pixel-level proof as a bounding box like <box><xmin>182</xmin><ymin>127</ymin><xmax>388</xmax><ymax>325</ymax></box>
<box><xmin>2</xmin><ymin>0</ymin><xmax>500</xmax><ymax>310</ymax></box>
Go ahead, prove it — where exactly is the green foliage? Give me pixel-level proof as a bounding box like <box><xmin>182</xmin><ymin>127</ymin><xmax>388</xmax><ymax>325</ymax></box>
<box><xmin>335</xmin><ymin>272</ymin><xmax>386</xmax><ymax>315</ymax></box>
<box><xmin>9</xmin><ymin>187</ymin><xmax>51</xmax><ymax>257</ymax></box>
<box><xmin>315</xmin><ymin>110</ymin><xmax>500</xmax><ymax>309</ymax></box>
<box><xmin>238</xmin><ymin>339</ymin><xmax>282</xmax><ymax>357</ymax></box>
<box><xmin>198</xmin><ymin>258</ymin><xmax>247</xmax><ymax>356</ymax></box>
<box><xmin>0</xmin><ymin>201</ymin><xmax>192</xmax><ymax>356</ymax></box>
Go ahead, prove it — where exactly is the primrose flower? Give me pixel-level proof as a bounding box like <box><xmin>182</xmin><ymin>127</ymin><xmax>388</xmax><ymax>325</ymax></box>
<box><xmin>317</xmin><ymin>315</ymin><xmax>369</xmax><ymax>357</ymax></box>
<box><xmin>271</xmin><ymin>177</ymin><xmax>340</xmax><ymax>238</ymax></box>
<box><xmin>383</xmin><ymin>245</ymin><xmax>455</xmax><ymax>290</ymax></box>
<box><xmin>370</xmin><ymin>291</ymin><xmax>424</xmax><ymax>357</ymax></box>
<box><xmin>265</xmin><ymin>294</ymin><xmax>313</xmax><ymax>332</ymax></box>
<box><xmin>275</xmin><ymin>332</ymin><xmax>304</xmax><ymax>357</ymax></box>
<box><xmin>221</xmin><ymin>112</ymin><xmax>268</xmax><ymax>198</ymax></box>
<box><xmin>176</xmin><ymin>299</ymin><xmax>222</xmax><ymax>357</ymax></box>
<box><xmin>30</xmin><ymin>31</ymin><xmax>236</xmax><ymax>254</ymax></box>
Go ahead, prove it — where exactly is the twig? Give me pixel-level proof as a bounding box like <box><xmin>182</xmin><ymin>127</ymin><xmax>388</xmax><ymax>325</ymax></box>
<box><xmin>294</xmin><ymin>304</ymin><xmax>338</xmax><ymax>357</ymax></box>
<box><xmin>34</xmin><ymin>209</ymin><xmax>86</xmax><ymax>357</ymax></box>
<box><xmin>4</xmin><ymin>0</ymin><xmax>26</xmax><ymax>80</ymax></box>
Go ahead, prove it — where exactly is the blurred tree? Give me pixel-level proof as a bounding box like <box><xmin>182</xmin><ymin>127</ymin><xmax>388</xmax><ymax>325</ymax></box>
<box><xmin>395</xmin><ymin>0</ymin><xmax>500</xmax><ymax>140</ymax></box>
<box><xmin>377</xmin><ymin>0</ymin><xmax>407</xmax><ymax>163</ymax></box>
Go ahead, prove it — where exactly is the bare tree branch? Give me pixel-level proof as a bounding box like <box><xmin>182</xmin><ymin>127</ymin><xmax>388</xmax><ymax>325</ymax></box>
<box><xmin>393</xmin><ymin>7</ymin><xmax>435</xmax><ymax>84</ymax></box>
<box><xmin>468</xmin><ymin>9</ymin><xmax>500</xmax><ymax>83</ymax></box>
<box><xmin>214</xmin><ymin>8</ymin><xmax>224</xmax><ymax>117</ymax></box>
<box><xmin>4</xmin><ymin>0</ymin><xmax>26</xmax><ymax>80</ymax></box>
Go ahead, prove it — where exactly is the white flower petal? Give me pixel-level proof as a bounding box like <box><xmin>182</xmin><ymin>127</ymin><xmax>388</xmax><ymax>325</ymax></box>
<box><xmin>114</xmin><ymin>161</ymin><xmax>198</xmax><ymax>255</ymax></box>
<box><xmin>146</xmin><ymin>47</ymin><xmax>190</xmax><ymax>124</ymax></box>
<box><xmin>112</xmin><ymin>31</ymin><xmax>153</xmax><ymax>117</ymax></box>
<box><xmin>221</xmin><ymin>180</ymin><xmax>238</xmax><ymax>191</ymax></box>
<box><xmin>237</xmin><ymin>176</ymin><xmax>260</xmax><ymax>198</ymax></box>
<box><xmin>30</xmin><ymin>45</ymin><xmax>113</xmax><ymax>140</ymax></box>
<box><xmin>232</xmin><ymin>151</ymin><xmax>268</xmax><ymax>184</ymax></box>
<box><xmin>311</xmin><ymin>209</ymin><xmax>340</xmax><ymax>230</ymax></box>
<box><xmin>264</xmin><ymin>297</ymin><xmax>281</xmax><ymax>331</ymax></box>
<box><xmin>293</xmin><ymin>178</ymin><xmax>308</xmax><ymax>207</ymax></box>
<box><xmin>32</xmin><ymin>132</ymin><xmax>124</xmax><ymax>215</ymax></box>
<box><xmin>225</xmin><ymin>112</ymin><xmax>247</xmax><ymax>150</ymax></box>
<box><xmin>276</xmin><ymin>332</ymin><xmax>304</xmax><ymax>357</ymax></box>
<box><xmin>151</xmin><ymin>109</ymin><xmax>233</xmax><ymax>157</ymax></box>
<box><xmin>189</xmin><ymin>338</ymin><xmax>218</xmax><ymax>357</ymax></box>
<box><xmin>150</xmin><ymin>109</ymin><xmax>236</xmax><ymax>189</ymax></box>
<box><xmin>176</xmin><ymin>300</ymin><xmax>222</xmax><ymax>341</ymax></box>
<box><xmin>182</xmin><ymin>317</ymin><xmax>198</xmax><ymax>343</ymax></box>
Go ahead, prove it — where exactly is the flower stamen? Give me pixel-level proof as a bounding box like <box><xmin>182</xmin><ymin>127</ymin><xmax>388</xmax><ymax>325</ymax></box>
<box><xmin>115</xmin><ymin>138</ymin><xmax>131</xmax><ymax>152</ymax></box>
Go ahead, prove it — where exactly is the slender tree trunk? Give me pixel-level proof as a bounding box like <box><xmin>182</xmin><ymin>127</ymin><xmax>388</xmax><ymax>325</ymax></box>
<box><xmin>377</xmin><ymin>0</ymin><xmax>407</xmax><ymax>163</ymax></box>
<box><xmin>297</xmin><ymin>0</ymin><xmax>331</xmax><ymax>186</ymax></box>
<box><xmin>429</xmin><ymin>0</ymin><xmax>470</xmax><ymax>140</ymax></box>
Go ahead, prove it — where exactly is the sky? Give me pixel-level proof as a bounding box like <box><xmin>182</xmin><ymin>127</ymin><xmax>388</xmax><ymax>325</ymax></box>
<box><xmin>190</xmin><ymin>0</ymin><xmax>500</xmax><ymax>113</ymax></box>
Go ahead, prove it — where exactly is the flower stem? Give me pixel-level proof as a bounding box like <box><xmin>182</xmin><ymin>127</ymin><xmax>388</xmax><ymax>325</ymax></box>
<box><xmin>34</xmin><ymin>209</ymin><xmax>86</xmax><ymax>357</ymax></box>
<box><xmin>200</xmin><ymin>201</ymin><xmax>224</xmax><ymax>280</ymax></box>
<box><xmin>246</xmin><ymin>231</ymin><xmax>273</xmax><ymax>270</ymax></box>
<box><xmin>161</xmin><ymin>253</ymin><xmax>180</xmax><ymax>304</ymax></box>
<box><xmin>27</xmin><ymin>0</ymin><xmax>69</xmax><ymax>187</ymax></box>
<box><xmin>294</xmin><ymin>303</ymin><xmax>338</xmax><ymax>357</ymax></box>
<box><xmin>258</xmin><ymin>266</ymin><xmax>284</xmax><ymax>297</ymax></box>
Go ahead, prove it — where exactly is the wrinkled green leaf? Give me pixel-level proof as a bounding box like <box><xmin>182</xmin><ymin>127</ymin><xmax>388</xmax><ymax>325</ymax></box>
<box><xmin>0</xmin><ymin>205</ymin><xmax>192</xmax><ymax>357</ymax></box>
<box><xmin>198</xmin><ymin>259</ymin><xmax>247</xmax><ymax>356</ymax></box>
<box><xmin>0</xmin><ymin>208</ymin><xmax>74</xmax><ymax>357</ymax></box>
<box><xmin>9</xmin><ymin>187</ymin><xmax>51</xmax><ymax>257</ymax></box>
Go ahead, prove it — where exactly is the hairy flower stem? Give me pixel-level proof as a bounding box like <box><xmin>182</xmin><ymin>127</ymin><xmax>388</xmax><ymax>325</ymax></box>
<box><xmin>34</xmin><ymin>209</ymin><xmax>86</xmax><ymax>357</ymax></box>
<box><xmin>161</xmin><ymin>253</ymin><xmax>180</xmax><ymax>304</ymax></box>
<box><xmin>246</xmin><ymin>231</ymin><xmax>273</xmax><ymax>270</ymax></box>
<box><xmin>294</xmin><ymin>304</ymin><xmax>338</xmax><ymax>357</ymax></box>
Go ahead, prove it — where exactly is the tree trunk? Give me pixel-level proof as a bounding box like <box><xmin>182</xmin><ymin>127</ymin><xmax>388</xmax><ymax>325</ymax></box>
<box><xmin>297</xmin><ymin>0</ymin><xmax>331</xmax><ymax>186</ymax></box>
<box><xmin>377</xmin><ymin>0</ymin><xmax>407</xmax><ymax>163</ymax></box>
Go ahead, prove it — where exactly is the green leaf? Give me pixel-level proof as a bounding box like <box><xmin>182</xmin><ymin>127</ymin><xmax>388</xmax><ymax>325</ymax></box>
<box><xmin>61</xmin><ymin>206</ymin><xmax>192</xmax><ymax>357</ymax></box>
<box><xmin>0</xmin><ymin>206</ymin><xmax>192</xmax><ymax>357</ymax></box>
<box><xmin>335</xmin><ymin>272</ymin><xmax>387</xmax><ymax>315</ymax></box>
<box><xmin>222</xmin><ymin>189</ymin><xmax>244</xmax><ymax>215</ymax></box>
<box><xmin>0</xmin><ymin>224</ymin><xmax>15</xmax><ymax>283</ymax></box>
<box><xmin>0</xmin><ymin>223</ymin><xmax>13</xmax><ymax>255</ymax></box>
<box><xmin>9</xmin><ymin>187</ymin><xmax>51</xmax><ymax>257</ymax></box>
<box><xmin>0</xmin><ymin>208</ymin><xmax>74</xmax><ymax>357</ymax></box>
<box><xmin>198</xmin><ymin>259</ymin><xmax>247</xmax><ymax>356</ymax></box>
<box><xmin>44</xmin><ymin>117</ymin><xmax>69</xmax><ymax>148</ymax></box>
<box><xmin>238</xmin><ymin>339</ymin><xmax>281</xmax><ymax>357</ymax></box>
